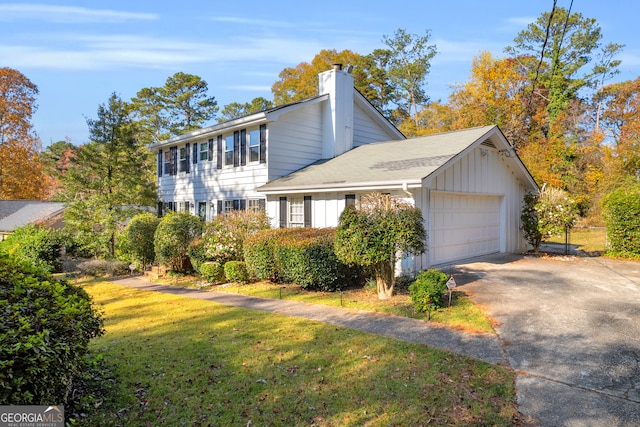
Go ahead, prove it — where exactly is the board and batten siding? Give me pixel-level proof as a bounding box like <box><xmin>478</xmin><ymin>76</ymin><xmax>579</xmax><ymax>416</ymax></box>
<box><xmin>267</xmin><ymin>103</ymin><xmax>324</xmax><ymax>181</ymax></box>
<box><xmin>416</xmin><ymin>145</ymin><xmax>529</xmax><ymax>267</ymax></box>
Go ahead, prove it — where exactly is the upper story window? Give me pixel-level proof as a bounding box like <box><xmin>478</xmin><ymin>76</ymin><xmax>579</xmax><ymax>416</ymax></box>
<box><xmin>224</xmin><ymin>135</ymin><xmax>234</xmax><ymax>166</ymax></box>
<box><xmin>164</xmin><ymin>151</ymin><xmax>171</xmax><ymax>175</ymax></box>
<box><xmin>199</xmin><ymin>142</ymin><xmax>208</xmax><ymax>161</ymax></box>
<box><xmin>249</xmin><ymin>129</ymin><xmax>260</xmax><ymax>163</ymax></box>
<box><xmin>179</xmin><ymin>147</ymin><xmax>188</xmax><ymax>172</ymax></box>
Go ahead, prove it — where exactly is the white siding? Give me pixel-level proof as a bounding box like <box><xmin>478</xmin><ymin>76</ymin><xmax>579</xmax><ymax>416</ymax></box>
<box><xmin>267</xmin><ymin>103</ymin><xmax>324</xmax><ymax>181</ymax></box>
<box><xmin>353</xmin><ymin>104</ymin><xmax>397</xmax><ymax>147</ymax></box>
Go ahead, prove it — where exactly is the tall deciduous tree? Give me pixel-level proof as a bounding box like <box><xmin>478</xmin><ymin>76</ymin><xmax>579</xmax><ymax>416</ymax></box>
<box><xmin>0</xmin><ymin>67</ymin><xmax>46</xmax><ymax>199</ymax></box>
<box><xmin>61</xmin><ymin>93</ymin><xmax>156</xmax><ymax>258</ymax></box>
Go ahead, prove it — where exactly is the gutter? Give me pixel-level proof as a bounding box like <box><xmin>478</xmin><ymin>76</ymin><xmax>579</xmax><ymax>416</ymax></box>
<box><xmin>257</xmin><ymin>179</ymin><xmax>422</xmax><ymax>195</ymax></box>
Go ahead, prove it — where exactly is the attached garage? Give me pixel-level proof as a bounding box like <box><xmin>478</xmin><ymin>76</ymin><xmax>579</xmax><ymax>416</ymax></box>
<box><xmin>259</xmin><ymin>125</ymin><xmax>539</xmax><ymax>272</ymax></box>
<box><xmin>430</xmin><ymin>192</ymin><xmax>501</xmax><ymax>265</ymax></box>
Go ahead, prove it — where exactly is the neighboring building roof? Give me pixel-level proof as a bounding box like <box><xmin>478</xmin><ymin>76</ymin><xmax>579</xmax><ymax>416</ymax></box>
<box><xmin>0</xmin><ymin>202</ymin><xmax>65</xmax><ymax>233</ymax></box>
<box><xmin>0</xmin><ymin>200</ymin><xmax>40</xmax><ymax>219</ymax></box>
<box><xmin>258</xmin><ymin>125</ymin><xmax>537</xmax><ymax>194</ymax></box>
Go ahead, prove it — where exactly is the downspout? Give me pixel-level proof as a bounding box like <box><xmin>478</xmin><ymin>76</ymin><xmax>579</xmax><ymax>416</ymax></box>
<box><xmin>402</xmin><ymin>182</ymin><xmax>413</xmax><ymax>198</ymax></box>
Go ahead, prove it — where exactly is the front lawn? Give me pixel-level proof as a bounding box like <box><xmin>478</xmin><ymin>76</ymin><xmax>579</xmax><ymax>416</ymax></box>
<box><xmin>81</xmin><ymin>281</ymin><xmax>518</xmax><ymax>426</ymax></box>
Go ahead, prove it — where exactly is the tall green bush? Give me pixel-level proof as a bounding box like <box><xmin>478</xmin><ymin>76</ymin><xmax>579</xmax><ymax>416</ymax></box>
<box><xmin>602</xmin><ymin>183</ymin><xmax>640</xmax><ymax>257</ymax></box>
<box><xmin>0</xmin><ymin>224</ymin><xmax>65</xmax><ymax>272</ymax></box>
<box><xmin>243</xmin><ymin>229</ymin><xmax>281</xmax><ymax>281</ymax></box>
<box><xmin>154</xmin><ymin>211</ymin><xmax>203</xmax><ymax>271</ymax></box>
<box><xmin>0</xmin><ymin>255</ymin><xmax>104</xmax><ymax>405</ymax></box>
<box><xmin>118</xmin><ymin>212</ymin><xmax>160</xmax><ymax>268</ymax></box>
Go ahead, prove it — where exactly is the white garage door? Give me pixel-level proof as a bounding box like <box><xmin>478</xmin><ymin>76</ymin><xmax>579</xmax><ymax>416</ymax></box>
<box><xmin>430</xmin><ymin>193</ymin><xmax>501</xmax><ymax>265</ymax></box>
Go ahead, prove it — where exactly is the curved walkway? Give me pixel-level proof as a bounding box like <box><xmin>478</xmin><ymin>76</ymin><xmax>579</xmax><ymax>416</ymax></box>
<box><xmin>110</xmin><ymin>275</ymin><xmax>506</xmax><ymax>366</ymax></box>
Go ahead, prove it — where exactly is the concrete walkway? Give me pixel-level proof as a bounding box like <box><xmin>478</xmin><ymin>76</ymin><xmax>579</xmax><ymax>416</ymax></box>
<box><xmin>109</xmin><ymin>275</ymin><xmax>506</xmax><ymax>366</ymax></box>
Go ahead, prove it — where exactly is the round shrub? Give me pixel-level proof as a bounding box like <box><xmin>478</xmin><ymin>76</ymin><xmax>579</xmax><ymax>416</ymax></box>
<box><xmin>188</xmin><ymin>237</ymin><xmax>207</xmax><ymax>273</ymax></box>
<box><xmin>409</xmin><ymin>269</ymin><xmax>450</xmax><ymax>310</ymax></box>
<box><xmin>0</xmin><ymin>255</ymin><xmax>104</xmax><ymax>405</ymax></box>
<box><xmin>118</xmin><ymin>212</ymin><xmax>160</xmax><ymax>268</ymax></box>
<box><xmin>224</xmin><ymin>261</ymin><xmax>249</xmax><ymax>284</ymax></box>
<box><xmin>202</xmin><ymin>210</ymin><xmax>271</xmax><ymax>264</ymax></box>
<box><xmin>199</xmin><ymin>261</ymin><xmax>225</xmax><ymax>283</ymax></box>
<box><xmin>154</xmin><ymin>211</ymin><xmax>203</xmax><ymax>272</ymax></box>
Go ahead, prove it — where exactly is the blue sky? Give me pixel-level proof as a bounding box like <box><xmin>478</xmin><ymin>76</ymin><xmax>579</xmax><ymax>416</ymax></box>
<box><xmin>2</xmin><ymin>1</ymin><xmax>638</xmax><ymax>147</ymax></box>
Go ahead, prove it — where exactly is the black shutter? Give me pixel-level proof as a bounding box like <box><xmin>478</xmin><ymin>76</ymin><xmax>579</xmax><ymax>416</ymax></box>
<box><xmin>217</xmin><ymin>200</ymin><xmax>223</xmax><ymax>215</ymax></box>
<box><xmin>304</xmin><ymin>196</ymin><xmax>312</xmax><ymax>227</ymax></box>
<box><xmin>185</xmin><ymin>143</ymin><xmax>190</xmax><ymax>173</ymax></box>
<box><xmin>233</xmin><ymin>131</ymin><xmax>240</xmax><ymax>167</ymax></box>
<box><xmin>208</xmin><ymin>138</ymin><xmax>213</xmax><ymax>162</ymax></box>
<box><xmin>345</xmin><ymin>194</ymin><xmax>356</xmax><ymax>207</ymax></box>
<box><xmin>157</xmin><ymin>201</ymin><xmax>163</xmax><ymax>217</ymax></box>
<box><xmin>192</xmin><ymin>143</ymin><xmax>198</xmax><ymax>164</ymax></box>
<box><xmin>216</xmin><ymin>135</ymin><xmax>222</xmax><ymax>169</ymax></box>
<box><xmin>170</xmin><ymin>147</ymin><xmax>178</xmax><ymax>176</ymax></box>
<box><xmin>157</xmin><ymin>150</ymin><xmax>163</xmax><ymax>177</ymax></box>
<box><xmin>240</xmin><ymin>129</ymin><xmax>247</xmax><ymax>166</ymax></box>
<box><xmin>279</xmin><ymin>197</ymin><xmax>287</xmax><ymax>228</ymax></box>
<box><xmin>259</xmin><ymin>124</ymin><xmax>267</xmax><ymax>164</ymax></box>
<box><xmin>239</xmin><ymin>199</ymin><xmax>246</xmax><ymax>211</ymax></box>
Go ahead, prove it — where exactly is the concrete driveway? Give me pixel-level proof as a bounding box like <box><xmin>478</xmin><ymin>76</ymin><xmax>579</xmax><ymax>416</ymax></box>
<box><xmin>442</xmin><ymin>253</ymin><xmax>640</xmax><ymax>426</ymax></box>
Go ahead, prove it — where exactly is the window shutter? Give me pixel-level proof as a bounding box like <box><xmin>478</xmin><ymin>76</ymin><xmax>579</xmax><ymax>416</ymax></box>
<box><xmin>208</xmin><ymin>138</ymin><xmax>214</xmax><ymax>162</ymax></box>
<box><xmin>233</xmin><ymin>131</ymin><xmax>240</xmax><ymax>167</ymax></box>
<box><xmin>157</xmin><ymin>201</ymin><xmax>163</xmax><ymax>217</ymax></box>
<box><xmin>170</xmin><ymin>147</ymin><xmax>178</xmax><ymax>176</ymax></box>
<box><xmin>279</xmin><ymin>197</ymin><xmax>287</xmax><ymax>228</ymax></box>
<box><xmin>345</xmin><ymin>194</ymin><xmax>356</xmax><ymax>207</ymax></box>
<box><xmin>192</xmin><ymin>143</ymin><xmax>198</xmax><ymax>164</ymax></box>
<box><xmin>240</xmin><ymin>129</ymin><xmax>247</xmax><ymax>166</ymax></box>
<box><xmin>217</xmin><ymin>200</ymin><xmax>223</xmax><ymax>215</ymax></box>
<box><xmin>216</xmin><ymin>135</ymin><xmax>222</xmax><ymax>169</ymax></box>
<box><xmin>185</xmin><ymin>143</ymin><xmax>191</xmax><ymax>173</ymax></box>
<box><xmin>157</xmin><ymin>150</ymin><xmax>163</xmax><ymax>177</ymax></box>
<box><xmin>259</xmin><ymin>124</ymin><xmax>267</xmax><ymax>164</ymax></box>
<box><xmin>239</xmin><ymin>199</ymin><xmax>246</xmax><ymax>211</ymax></box>
<box><xmin>304</xmin><ymin>196</ymin><xmax>312</xmax><ymax>227</ymax></box>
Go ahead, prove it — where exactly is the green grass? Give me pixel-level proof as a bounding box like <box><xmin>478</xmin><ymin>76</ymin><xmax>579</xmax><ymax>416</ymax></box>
<box><xmin>547</xmin><ymin>226</ymin><xmax>607</xmax><ymax>254</ymax></box>
<box><xmin>81</xmin><ymin>281</ymin><xmax>518</xmax><ymax>426</ymax></box>
<box><xmin>213</xmin><ymin>281</ymin><xmax>495</xmax><ymax>334</ymax></box>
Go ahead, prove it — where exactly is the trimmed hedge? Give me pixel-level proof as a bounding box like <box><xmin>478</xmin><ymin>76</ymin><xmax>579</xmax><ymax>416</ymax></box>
<box><xmin>244</xmin><ymin>228</ymin><xmax>361</xmax><ymax>291</ymax></box>
<box><xmin>224</xmin><ymin>261</ymin><xmax>249</xmax><ymax>284</ymax></box>
<box><xmin>0</xmin><ymin>224</ymin><xmax>64</xmax><ymax>272</ymax></box>
<box><xmin>199</xmin><ymin>261</ymin><xmax>225</xmax><ymax>283</ymax></box>
<box><xmin>0</xmin><ymin>255</ymin><xmax>104</xmax><ymax>405</ymax></box>
<box><xmin>602</xmin><ymin>184</ymin><xmax>640</xmax><ymax>257</ymax></box>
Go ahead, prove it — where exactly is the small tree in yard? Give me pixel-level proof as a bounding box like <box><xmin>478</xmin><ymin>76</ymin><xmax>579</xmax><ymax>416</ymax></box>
<box><xmin>521</xmin><ymin>186</ymin><xmax>578</xmax><ymax>252</ymax></box>
<box><xmin>334</xmin><ymin>193</ymin><xmax>426</xmax><ymax>299</ymax></box>
<box><xmin>154</xmin><ymin>211</ymin><xmax>203</xmax><ymax>271</ymax></box>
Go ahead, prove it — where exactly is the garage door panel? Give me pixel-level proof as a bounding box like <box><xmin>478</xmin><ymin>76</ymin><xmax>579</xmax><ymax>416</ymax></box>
<box><xmin>430</xmin><ymin>193</ymin><xmax>500</xmax><ymax>265</ymax></box>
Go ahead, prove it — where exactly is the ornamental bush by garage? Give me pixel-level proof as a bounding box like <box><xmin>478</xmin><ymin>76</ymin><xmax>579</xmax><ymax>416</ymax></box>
<box><xmin>409</xmin><ymin>269</ymin><xmax>450</xmax><ymax>310</ymax></box>
<box><xmin>0</xmin><ymin>255</ymin><xmax>104</xmax><ymax>405</ymax></box>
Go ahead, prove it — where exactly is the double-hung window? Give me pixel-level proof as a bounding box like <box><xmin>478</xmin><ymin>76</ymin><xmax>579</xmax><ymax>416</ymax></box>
<box><xmin>249</xmin><ymin>129</ymin><xmax>260</xmax><ymax>163</ymax></box>
<box><xmin>288</xmin><ymin>198</ymin><xmax>304</xmax><ymax>227</ymax></box>
<box><xmin>179</xmin><ymin>147</ymin><xmax>188</xmax><ymax>172</ymax></box>
<box><xmin>224</xmin><ymin>136</ymin><xmax>234</xmax><ymax>166</ymax></box>
<box><xmin>164</xmin><ymin>151</ymin><xmax>171</xmax><ymax>175</ymax></box>
<box><xmin>247</xmin><ymin>199</ymin><xmax>265</xmax><ymax>212</ymax></box>
<box><xmin>199</xmin><ymin>142</ymin><xmax>208</xmax><ymax>161</ymax></box>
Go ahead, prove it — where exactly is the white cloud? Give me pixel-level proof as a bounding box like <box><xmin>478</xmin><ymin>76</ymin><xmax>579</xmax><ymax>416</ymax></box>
<box><xmin>0</xmin><ymin>3</ymin><xmax>157</xmax><ymax>23</ymax></box>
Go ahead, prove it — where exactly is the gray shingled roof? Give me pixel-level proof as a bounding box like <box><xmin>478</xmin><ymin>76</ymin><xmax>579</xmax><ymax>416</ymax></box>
<box><xmin>259</xmin><ymin>126</ymin><xmax>500</xmax><ymax>192</ymax></box>
<box><xmin>0</xmin><ymin>202</ymin><xmax>65</xmax><ymax>232</ymax></box>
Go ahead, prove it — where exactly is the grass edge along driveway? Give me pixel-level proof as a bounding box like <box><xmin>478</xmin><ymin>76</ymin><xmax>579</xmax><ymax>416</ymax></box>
<box><xmin>82</xmin><ymin>281</ymin><xmax>519</xmax><ymax>426</ymax></box>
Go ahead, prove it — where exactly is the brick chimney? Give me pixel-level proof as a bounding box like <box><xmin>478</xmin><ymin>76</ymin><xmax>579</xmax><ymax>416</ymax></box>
<box><xmin>318</xmin><ymin>64</ymin><xmax>354</xmax><ymax>159</ymax></box>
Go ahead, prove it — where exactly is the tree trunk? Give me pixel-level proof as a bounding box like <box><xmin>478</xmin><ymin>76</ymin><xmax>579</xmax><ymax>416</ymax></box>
<box><xmin>375</xmin><ymin>259</ymin><xmax>395</xmax><ymax>299</ymax></box>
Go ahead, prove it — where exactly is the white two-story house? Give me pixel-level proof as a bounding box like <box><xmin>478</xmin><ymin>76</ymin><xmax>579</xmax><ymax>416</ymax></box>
<box><xmin>150</xmin><ymin>65</ymin><xmax>538</xmax><ymax>268</ymax></box>
<box><xmin>150</xmin><ymin>64</ymin><xmax>403</xmax><ymax>222</ymax></box>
